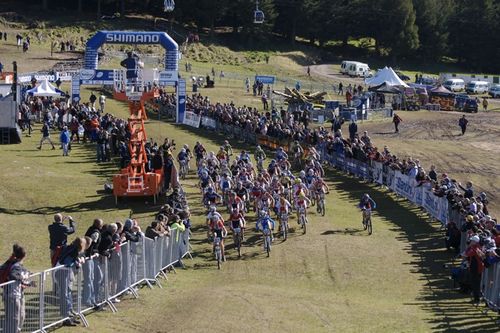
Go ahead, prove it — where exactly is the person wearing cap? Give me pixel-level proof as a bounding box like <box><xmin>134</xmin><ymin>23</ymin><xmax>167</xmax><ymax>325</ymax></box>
<box><xmin>463</xmin><ymin>235</ymin><xmax>485</xmax><ymax>304</ymax></box>
<box><xmin>59</xmin><ymin>125</ymin><xmax>71</xmax><ymax>156</ymax></box>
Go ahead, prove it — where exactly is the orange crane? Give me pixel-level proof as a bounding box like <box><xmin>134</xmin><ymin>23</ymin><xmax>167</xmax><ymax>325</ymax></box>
<box><xmin>113</xmin><ymin>89</ymin><xmax>163</xmax><ymax>204</ymax></box>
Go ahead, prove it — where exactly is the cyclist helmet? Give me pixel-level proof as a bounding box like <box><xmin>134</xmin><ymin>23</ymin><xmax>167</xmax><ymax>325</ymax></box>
<box><xmin>260</xmin><ymin>210</ymin><xmax>267</xmax><ymax>217</ymax></box>
<box><xmin>299</xmin><ymin>170</ymin><xmax>306</xmax><ymax>177</ymax></box>
<box><xmin>277</xmin><ymin>147</ymin><xmax>283</xmax><ymax>151</ymax></box>
<box><xmin>209</xmin><ymin>206</ymin><xmax>217</xmax><ymax>213</ymax></box>
<box><xmin>294</xmin><ymin>178</ymin><xmax>302</xmax><ymax>184</ymax></box>
<box><xmin>207</xmin><ymin>187</ymin><xmax>214</xmax><ymax>193</ymax></box>
<box><xmin>184</xmin><ymin>144</ymin><xmax>189</xmax><ymax>149</ymax></box>
<box><xmin>363</xmin><ymin>193</ymin><xmax>370</xmax><ymax>200</ymax></box>
<box><xmin>201</xmin><ymin>170</ymin><xmax>208</xmax><ymax>177</ymax></box>
<box><xmin>180</xmin><ymin>148</ymin><xmax>186</xmax><ymax>153</ymax></box>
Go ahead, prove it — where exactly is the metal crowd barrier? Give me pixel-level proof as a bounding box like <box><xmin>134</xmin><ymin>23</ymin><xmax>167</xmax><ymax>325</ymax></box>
<box><xmin>0</xmin><ymin>231</ymin><xmax>191</xmax><ymax>333</ymax></box>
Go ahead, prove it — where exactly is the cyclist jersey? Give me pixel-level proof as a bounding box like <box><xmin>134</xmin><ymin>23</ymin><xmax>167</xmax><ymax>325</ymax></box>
<box><xmin>252</xmin><ymin>186</ymin><xmax>263</xmax><ymax>198</ymax></box>
<box><xmin>228</xmin><ymin>196</ymin><xmax>243</xmax><ymax>207</ymax></box>
<box><xmin>277</xmin><ymin>200</ymin><xmax>291</xmax><ymax>213</ymax></box>
<box><xmin>200</xmin><ymin>176</ymin><xmax>211</xmax><ymax>188</ymax></box>
<box><xmin>220</xmin><ymin>178</ymin><xmax>231</xmax><ymax>190</ymax></box>
<box><xmin>205</xmin><ymin>192</ymin><xmax>220</xmax><ymax>204</ymax></box>
<box><xmin>275</xmin><ymin>151</ymin><xmax>287</xmax><ymax>161</ymax></box>
<box><xmin>256</xmin><ymin>217</ymin><xmax>275</xmax><ymax>231</ymax></box>
<box><xmin>359</xmin><ymin>198</ymin><xmax>376</xmax><ymax>210</ymax></box>
<box><xmin>217</xmin><ymin>151</ymin><xmax>227</xmax><ymax>161</ymax></box>
<box><xmin>195</xmin><ymin>146</ymin><xmax>205</xmax><ymax>159</ymax></box>
<box><xmin>305</xmin><ymin>175</ymin><xmax>315</xmax><ymax>186</ymax></box>
<box><xmin>207</xmin><ymin>211</ymin><xmax>222</xmax><ymax>222</ymax></box>
<box><xmin>295</xmin><ymin>197</ymin><xmax>308</xmax><ymax>208</ymax></box>
<box><xmin>178</xmin><ymin>151</ymin><xmax>188</xmax><ymax>161</ymax></box>
<box><xmin>280</xmin><ymin>176</ymin><xmax>291</xmax><ymax>188</ymax></box>
<box><xmin>229</xmin><ymin>212</ymin><xmax>244</xmax><ymax>228</ymax></box>
<box><xmin>235</xmin><ymin>188</ymin><xmax>248</xmax><ymax>199</ymax></box>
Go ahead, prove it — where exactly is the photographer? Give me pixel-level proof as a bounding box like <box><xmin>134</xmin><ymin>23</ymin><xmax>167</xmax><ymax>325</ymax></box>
<box><xmin>48</xmin><ymin>213</ymin><xmax>76</xmax><ymax>266</ymax></box>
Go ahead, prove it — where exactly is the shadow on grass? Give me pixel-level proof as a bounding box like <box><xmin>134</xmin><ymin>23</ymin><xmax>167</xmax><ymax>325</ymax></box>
<box><xmin>324</xmin><ymin>167</ymin><xmax>499</xmax><ymax>333</ymax></box>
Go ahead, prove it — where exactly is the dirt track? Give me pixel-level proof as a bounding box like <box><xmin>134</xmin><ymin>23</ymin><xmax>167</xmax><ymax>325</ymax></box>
<box><xmin>358</xmin><ymin>110</ymin><xmax>500</xmax><ymax>216</ymax></box>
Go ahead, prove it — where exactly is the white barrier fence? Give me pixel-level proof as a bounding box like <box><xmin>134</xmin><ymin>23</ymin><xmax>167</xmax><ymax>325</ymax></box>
<box><xmin>0</xmin><ymin>230</ymin><xmax>191</xmax><ymax>333</ymax></box>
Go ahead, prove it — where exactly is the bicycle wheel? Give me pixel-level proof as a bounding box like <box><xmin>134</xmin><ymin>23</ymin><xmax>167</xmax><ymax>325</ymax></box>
<box><xmin>367</xmin><ymin>217</ymin><xmax>372</xmax><ymax>235</ymax></box>
<box><xmin>320</xmin><ymin>200</ymin><xmax>325</xmax><ymax>216</ymax></box>
<box><xmin>301</xmin><ymin>215</ymin><xmax>307</xmax><ymax>234</ymax></box>
<box><xmin>236</xmin><ymin>236</ymin><xmax>241</xmax><ymax>258</ymax></box>
<box><xmin>363</xmin><ymin>215</ymin><xmax>368</xmax><ymax>230</ymax></box>
<box><xmin>216</xmin><ymin>250</ymin><xmax>221</xmax><ymax>269</ymax></box>
<box><xmin>266</xmin><ymin>236</ymin><xmax>271</xmax><ymax>257</ymax></box>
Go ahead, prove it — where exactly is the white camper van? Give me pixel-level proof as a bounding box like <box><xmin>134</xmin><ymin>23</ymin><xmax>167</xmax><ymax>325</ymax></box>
<box><xmin>346</xmin><ymin>62</ymin><xmax>371</xmax><ymax>77</ymax></box>
<box><xmin>340</xmin><ymin>61</ymin><xmax>357</xmax><ymax>74</ymax></box>
<box><xmin>443</xmin><ymin>79</ymin><xmax>465</xmax><ymax>92</ymax></box>
<box><xmin>466</xmin><ymin>81</ymin><xmax>489</xmax><ymax>94</ymax></box>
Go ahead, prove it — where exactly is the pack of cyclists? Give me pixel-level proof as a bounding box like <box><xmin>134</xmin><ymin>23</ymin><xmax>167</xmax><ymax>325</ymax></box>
<box><xmin>190</xmin><ymin>140</ymin><xmax>333</xmax><ymax>262</ymax></box>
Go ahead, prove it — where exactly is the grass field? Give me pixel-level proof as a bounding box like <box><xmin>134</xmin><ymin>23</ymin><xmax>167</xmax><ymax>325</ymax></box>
<box><xmin>0</xmin><ymin>12</ymin><xmax>500</xmax><ymax>332</ymax></box>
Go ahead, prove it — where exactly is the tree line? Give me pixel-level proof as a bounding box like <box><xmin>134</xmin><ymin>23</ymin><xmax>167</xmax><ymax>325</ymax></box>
<box><xmin>22</xmin><ymin>0</ymin><xmax>500</xmax><ymax>72</ymax></box>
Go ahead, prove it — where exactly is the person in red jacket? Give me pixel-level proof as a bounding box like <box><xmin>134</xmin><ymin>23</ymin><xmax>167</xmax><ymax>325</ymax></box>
<box><xmin>463</xmin><ymin>235</ymin><xmax>485</xmax><ymax>304</ymax></box>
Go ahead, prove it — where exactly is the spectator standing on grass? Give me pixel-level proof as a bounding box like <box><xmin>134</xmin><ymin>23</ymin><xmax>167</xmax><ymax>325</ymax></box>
<box><xmin>37</xmin><ymin>122</ymin><xmax>56</xmax><ymax>150</ymax></box>
<box><xmin>463</xmin><ymin>235</ymin><xmax>485</xmax><ymax>304</ymax></box>
<box><xmin>89</xmin><ymin>92</ymin><xmax>97</xmax><ymax>110</ymax></box>
<box><xmin>338</xmin><ymin>82</ymin><xmax>344</xmax><ymax>95</ymax></box>
<box><xmin>56</xmin><ymin>237</ymin><xmax>88</xmax><ymax>326</ymax></box>
<box><xmin>16</xmin><ymin>34</ymin><xmax>22</xmax><ymax>49</ymax></box>
<box><xmin>59</xmin><ymin>126</ymin><xmax>71</xmax><ymax>156</ymax></box>
<box><xmin>459</xmin><ymin>115</ymin><xmax>468</xmax><ymax>135</ymax></box>
<box><xmin>245</xmin><ymin>77</ymin><xmax>250</xmax><ymax>93</ymax></box>
<box><xmin>1</xmin><ymin>244</ymin><xmax>33</xmax><ymax>333</ymax></box>
<box><xmin>392</xmin><ymin>113</ymin><xmax>402</xmax><ymax>133</ymax></box>
<box><xmin>3</xmin><ymin>32</ymin><xmax>6</xmax><ymax>41</ymax></box>
<box><xmin>482</xmin><ymin>97</ymin><xmax>488</xmax><ymax>112</ymax></box>
<box><xmin>82</xmin><ymin>219</ymin><xmax>103</xmax><ymax>308</ymax></box>
<box><xmin>48</xmin><ymin>213</ymin><xmax>76</xmax><ymax>264</ymax></box>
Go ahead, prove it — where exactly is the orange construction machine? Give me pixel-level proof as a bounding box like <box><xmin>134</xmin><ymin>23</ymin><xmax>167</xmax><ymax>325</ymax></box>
<box><xmin>113</xmin><ymin>89</ymin><xmax>163</xmax><ymax>204</ymax></box>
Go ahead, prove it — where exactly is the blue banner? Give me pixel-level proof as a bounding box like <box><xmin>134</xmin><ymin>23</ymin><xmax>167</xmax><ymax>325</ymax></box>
<box><xmin>177</xmin><ymin>79</ymin><xmax>186</xmax><ymax>124</ymax></box>
<box><xmin>255</xmin><ymin>75</ymin><xmax>275</xmax><ymax>84</ymax></box>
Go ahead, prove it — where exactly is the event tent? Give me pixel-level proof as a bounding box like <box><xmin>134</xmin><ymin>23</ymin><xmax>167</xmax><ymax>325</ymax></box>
<box><xmin>26</xmin><ymin>79</ymin><xmax>62</xmax><ymax>97</ymax></box>
<box><xmin>365</xmin><ymin>67</ymin><xmax>409</xmax><ymax>88</ymax></box>
<box><xmin>368</xmin><ymin>82</ymin><xmax>401</xmax><ymax>94</ymax></box>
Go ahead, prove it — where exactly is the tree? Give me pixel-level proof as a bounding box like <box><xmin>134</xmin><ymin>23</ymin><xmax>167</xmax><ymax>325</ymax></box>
<box><xmin>43</xmin><ymin>0</ymin><xmax>48</xmax><ymax>10</ymax></box>
<box><xmin>413</xmin><ymin>0</ymin><xmax>452</xmax><ymax>61</ymax></box>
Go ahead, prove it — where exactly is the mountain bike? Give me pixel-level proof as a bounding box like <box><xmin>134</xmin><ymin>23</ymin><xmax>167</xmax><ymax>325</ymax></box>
<box><xmin>316</xmin><ymin>191</ymin><xmax>326</xmax><ymax>216</ymax></box>
<box><xmin>263</xmin><ymin>229</ymin><xmax>272</xmax><ymax>257</ymax></box>
<box><xmin>214</xmin><ymin>237</ymin><xmax>223</xmax><ymax>269</ymax></box>
<box><xmin>362</xmin><ymin>208</ymin><xmax>372</xmax><ymax>235</ymax></box>
<box><xmin>179</xmin><ymin>160</ymin><xmax>188</xmax><ymax>179</ymax></box>
<box><xmin>279</xmin><ymin>212</ymin><xmax>289</xmax><ymax>240</ymax></box>
<box><xmin>233</xmin><ymin>227</ymin><xmax>243</xmax><ymax>258</ymax></box>
<box><xmin>298</xmin><ymin>206</ymin><xmax>307</xmax><ymax>234</ymax></box>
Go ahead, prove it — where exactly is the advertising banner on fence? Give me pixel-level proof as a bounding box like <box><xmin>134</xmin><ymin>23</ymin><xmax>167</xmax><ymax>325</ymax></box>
<box><xmin>392</xmin><ymin>171</ymin><xmax>415</xmax><ymax>201</ymax></box>
<box><xmin>183</xmin><ymin>111</ymin><xmax>201</xmax><ymax>128</ymax></box>
<box><xmin>201</xmin><ymin>116</ymin><xmax>217</xmax><ymax>129</ymax></box>
<box><xmin>372</xmin><ymin>161</ymin><xmax>384</xmax><ymax>184</ymax></box>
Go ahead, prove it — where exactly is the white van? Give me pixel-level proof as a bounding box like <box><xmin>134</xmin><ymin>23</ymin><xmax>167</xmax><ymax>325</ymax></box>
<box><xmin>466</xmin><ymin>81</ymin><xmax>489</xmax><ymax>94</ymax></box>
<box><xmin>346</xmin><ymin>62</ymin><xmax>371</xmax><ymax>77</ymax></box>
<box><xmin>340</xmin><ymin>61</ymin><xmax>357</xmax><ymax>74</ymax></box>
<box><xmin>443</xmin><ymin>79</ymin><xmax>465</xmax><ymax>92</ymax></box>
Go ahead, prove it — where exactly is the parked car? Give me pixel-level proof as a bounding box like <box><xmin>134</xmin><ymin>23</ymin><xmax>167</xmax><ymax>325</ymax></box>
<box><xmin>488</xmin><ymin>84</ymin><xmax>500</xmax><ymax>98</ymax></box>
<box><xmin>466</xmin><ymin>81</ymin><xmax>489</xmax><ymax>94</ymax></box>
<box><xmin>455</xmin><ymin>94</ymin><xmax>478</xmax><ymax>113</ymax></box>
<box><xmin>443</xmin><ymin>79</ymin><xmax>465</xmax><ymax>92</ymax></box>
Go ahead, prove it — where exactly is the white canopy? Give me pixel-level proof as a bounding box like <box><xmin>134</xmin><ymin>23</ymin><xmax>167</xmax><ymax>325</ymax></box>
<box><xmin>365</xmin><ymin>67</ymin><xmax>409</xmax><ymax>87</ymax></box>
<box><xmin>26</xmin><ymin>79</ymin><xmax>62</xmax><ymax>97</ymax></box>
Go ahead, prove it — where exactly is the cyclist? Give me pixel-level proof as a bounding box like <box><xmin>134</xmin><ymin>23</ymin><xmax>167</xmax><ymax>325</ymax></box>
<box><xmin>238</xmin><ymin>150</ymin><xmax>251</xmax><ymax>164</ymax></box>
<box><xmin>222</xmin><ymin>140</ymin><xmax>233</xmax><ymax>160</ymax></box>
<box><xmin>228</xmin><ymin>191</ymin><xmax>245</xmax><ymax>212</ymax></box>
<box><xmin>276</xmin><ymin>195</ymin><xmax>292</xmax><ymax>221</ymax></box>
<box><xmin>254</xmin><ymin>145</ymin><xmax>266</xmax><ymax>170</ymax></box>
<box><xmin>177</xmin><ymin>148</ymin><xmax>189</xmax><ymax>174</ymax></box>
<box><xmin>206</xmin><ymin>206</ymin><xmax>223</xmax><ymax>239</ymax></box>
<box><xmin>358</xmin><ymin>193</ymin><xmax>376</xmax><ymax>226</ymax></box>
<box><xmin>295</xmin><ymin>192</ymin><xmax>311</xmax><ymax>223</ymax></box>
<box><xmin>228</xmin><ymin>206</ymin><xmax>246</xmax><ymax>240</ymax></box>
<box><xmin>235</xmin><ymin>182</ymin><xmax>249</xmax><ymax>208</ymax></box>
<box><xmin>290</xmin><ymin>140</ymin><xmax>304</xmax><ymax>161</ymax></box>
<box><xmin>216</xmin><ymin>146</ymin><xmax>229</xmax><ymax>164</ymax></box>
<box><xmin>194</xmin><ymin>141</ymin><xmax>206</xmax><ymax>165</ymax></box>
<box><xmin>275</xmin><ymin>147</ymin><xmax>288</xmax><ymax>162</ymax></box>
<box><xmin>199</xmin><ymin>170</ymin><xmax>214</xmax><ymax>192</ymax></box>
<box><xmin>256</xmin><ymin>211</ymin><xmax>276</xmax><ymax>245</ymax></box>
<box><xmin>203</xmin><ymin>186</ymin><xmax>222</xmax><ymax>208</ymax></box>
<box><xmin>210</xmin><ymin>214</ymin><xmax>228</xmax><ymax>261</ymax></box>
<box><xmin>219</xmin><ymin>173</ymin><xmax>233</xmax><ymax>201</ymax></box>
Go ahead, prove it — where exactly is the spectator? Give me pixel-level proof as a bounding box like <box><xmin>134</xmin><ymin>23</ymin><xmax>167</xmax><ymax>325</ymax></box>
<box><xmin>338</xmin><ymin>82</ymin><xmax>344</xmax><ymax>95</ymax></box>
<box><xmin>82</xmin><ymin>219</ymin><xmax>103</xmax><ymax>308</ymax></box>
<box><xmin>463</xmin><ymin>235</ymin><xmax>485</xmax><ymax>304</ymax></box>
<box><xmin>482</xmin><ymin>97</ymin><xmax>488</xmax><ymax>112</ymax></box>
<box><xmin>48</xmin><ymin>213</ymin><xmax>76</xmax><ymax>264</ymax></box>
<box><xmin>1</xmin><ymin>244</ymin><xmax>33</xmax><ymax>333</ymax></box>
<box><xmin>458</xmin><ymin>115</ymin><xmax>468</xmax><ymax>135</ymax></box>
<box><xmin>99</xmin><ymin>94</ymin><xmax>106</xmax><ymax>113</ymax></box>
<box><xmin>97</xmin><ymin>223</ymin><xmax>118</xmax><ymax>302</ymax></box>
<box><xmin>37</xmin><ymin>122</ymin><xmax>56</xmax><ymax>150</ymax></box>
<box><xmin>89</xmin><ymin>92</ymin><xmax>97</xmax><ymax>110</ymax></box>
<box><xmin>56</xmin><ymin>237</ymin><xmax>88</xmax><ymax>326</ymax></box>
<box><xmin>60</xmin><ymin>126</ymin><xmax>71</xmax><ymax>156</ymax></box>
<box><xmin>393</xmin><ymin>113</ymin><xmax>402</xmax><ymax>133</ymax></box>
<box><xmin>428</xmin><ymin>165</ymin><xmax>437</xmax><ymax>182</ymax></box>
<box><xmin>0</xmin><ymin>61</ymin><xmax>3</xmax><ymax>73</ymax></box>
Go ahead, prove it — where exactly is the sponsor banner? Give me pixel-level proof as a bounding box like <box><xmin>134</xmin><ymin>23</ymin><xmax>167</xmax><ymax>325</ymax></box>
<box><xmin>80</xmin><ymin>69</ymin><xmax>114</xmax><ymax>85</ymax></box>
<box><xmin>393</xmin><ymin>171</ymin><xmax>415</xmax><ymax>201</ymax></box>
<box><xmin>159</xmin><ymin>70</ymin><xmax>178</xmax><ymax>84</ymax></box>
<box><xmin>255</xmin><ymin>75</ymin><xmax>275</xmax><ymax>84</ymax></box>
<box><xmin>372</xmin><ymin>161</ymin><xmax>384</xmax><ymax>184</ymax></box>
<box><xmin>201</xmin><ymin>116</ymin><xmax>217</xmax><ymax>129</ymax></box>
<box><xmin>182</xmin><ymin>111</ymin><xmax>200</xmax><ymax>128</ymax></box>
<box><xmin>357</xmin><ymin>161</ymin><xmax>369</xmax><ymax>179</ymax></box>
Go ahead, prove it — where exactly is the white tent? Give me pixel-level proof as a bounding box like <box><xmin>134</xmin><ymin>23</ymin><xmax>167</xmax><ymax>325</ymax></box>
<box><xmin>26</xmin><ymin>79</ymin><xmax>62</xmax><ymax>97</ymax></box>
<box><xmin>365</xmin><ymin>67</ymin><xmax>409</xmax><ymax>87</ymax></box>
